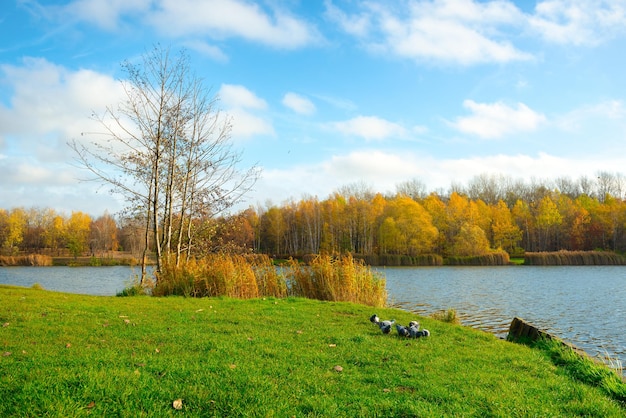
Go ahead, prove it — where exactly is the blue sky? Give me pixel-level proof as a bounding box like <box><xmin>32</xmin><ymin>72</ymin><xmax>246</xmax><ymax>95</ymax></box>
<box><xmin>2</xmin><ymin>0</ymin><xmax>626</xmax><ymax>216</ymax></box>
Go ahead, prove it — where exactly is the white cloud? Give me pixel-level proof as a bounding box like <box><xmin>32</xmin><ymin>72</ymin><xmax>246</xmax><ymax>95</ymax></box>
<box><xmin>227</xmin><ymin>108</ymin><xmax>275</xmax><ymax>139</ymax></box>
<box><xmin>324</xmin><ymin>0</ymin><xmax>371</xmax><ymax>37</ymax></box>
<box><xmin>183</xmin><ymin>40</ymin><xmax>229</xmax><ymax>62</ymax></box>
<box><xmin>147</xmin><ymin>0</ymin><xmax>319</xmax><ymax>48</ymax></box>
<box><xmin>244</xmin><ymin>149</ymin><xmax>626</xmax><ymax>207</ymax></box>
<box><xmin>282</xmin><ymin>92</ymin><xmax>316</xmax><ymax>115</ymax></box>
<box><xmin>530</xmin><ymin>0</ymin><xmax>626</xmax><ymax>46</ymax></box>
<box><xmin>0</xmin><ymin>58</ymin><xmax>123</xmax><ymax>159</ymax></box>
<box><xmin>219</xmin><ymin>84</ymin><xmax>267</xmax><ymax>109</ymax></box>
<box><xmin>327</xmin><ymin>0</ymin><xmax>531</xmax><ymax>65</ymax></box>
<box><xmin>63</xmin><ymin>0</ymin><xmax>151</xmax><ymax>30</ymax></box>
<box><xmin>453</xmin><ymin>100</ymin><xmax>546</xmax><ymax>139</ymax></box>
<box><xmin>555</xmin><ymin>100</ymin><xmax>626</xmax><ymax>132</ymax></box>
<box><xmin>329</xmin><ymin>116</ymin><xmax>407</xmax><ymax>141</ymax></box>
<box><xmin>218</xmin><ymin>84</ymin><xmax>274</xmax><ymax>139</ymax></box>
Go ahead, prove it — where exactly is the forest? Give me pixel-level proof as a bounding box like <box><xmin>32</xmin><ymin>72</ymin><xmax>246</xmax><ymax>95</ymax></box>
<box><xmin>2</xmin><ymin>172</ymin><xmax>626</xmax><ymax>263</ymax></box>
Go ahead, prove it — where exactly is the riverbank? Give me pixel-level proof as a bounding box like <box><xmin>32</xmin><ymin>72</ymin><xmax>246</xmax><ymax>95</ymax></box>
<box><xmin>1</xmin><ymin>286</ymin><xmax>624</xmax><ymax>416</ymax></box>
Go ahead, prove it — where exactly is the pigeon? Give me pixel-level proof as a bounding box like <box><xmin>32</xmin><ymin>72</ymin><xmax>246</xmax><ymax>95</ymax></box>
<box><xmin>408</xmin><ymin>325</ymin><xmax>430</xmax><ymax>338</ymax></box>
<box><xmin>378</xmin><ymin>319</ymin><xmax>395</xmax><ymax>334</ymax></box>
<box><xmin>408</xmin><ymin>320</ymin><xmax>420</xmax><ymax>329</ymax></box>
<box><xmin>370</xmin><ymin>314</ymin><xmax>395</xmax><ymax>334</ymax></box>
<box><xmin>396</xmin><ymin>324</ymin><xmax>410</xmax><ymax>337</ymax></box>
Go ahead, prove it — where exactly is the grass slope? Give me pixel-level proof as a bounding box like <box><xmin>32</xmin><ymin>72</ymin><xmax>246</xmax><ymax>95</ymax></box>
<box><xmin>1</xmin><ymin>285</ymin><xmax>624</xmax><ymax>417</ymax></box>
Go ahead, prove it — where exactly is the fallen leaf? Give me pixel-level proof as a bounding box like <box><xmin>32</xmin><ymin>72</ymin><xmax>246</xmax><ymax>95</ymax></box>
<box><xmin>2</xmin><ymin>322</ymin><xmax>9</xmax><ymax>327</ymax></box>
<box><xmin>296</xmin><ymin>330</ymin><xmax>303</xmax><ymax>334</ymax></box>
<box><xmin>86</xmin><ymin>401</ymin><xmax>96</xmax><ymax>409</ymax></box>
<box><xmin>229</xmin><ymin>364</ymin><xmax>237</xmax><ymax>369</ymax></box>
<box><xmin>65</xmin><ymin>343</ymin><xmax>71</xmax><ymax>348</ymax></box>
<box><xmin>328</xmin><ymin>344</ymin><xmax>336</xmax><ymax>348</ymax></box>
<box><xmin>333</xmin><ymin>365</ymin><xmax>343</xmax><ymax>372</ymax></box>
<box><xmin>2</xmin><ymin>352</ymin><xmax>11</xmax><ymax>357</ymax></box>
<box><xmin>247</xmin><ymin>337</ymin><xmax>253</xmax><ymax>341</ymax></box>
<box><xmin>155</xmin><ymin>348</ymin><xmax>161</xmax><ymax>353</ymax></box>
<box><xmin>383</xmin><ymin>388</ymin><xmax>391</xmax><ymax>393</ymax></box>
<box><xmin>124</xmin><ymin>319</ymin><xmax>131</xmax><ymax>324</ymax></box>
<box><xmin>119</xmin><ymin>315</ymin><xmax>128</xmax><ymax>318</ymax></box>
<box><xmin>195</xmin><ymin>309</ymin><xmax>204</xmax><ymax>312</ymax></box>
<box><xmin>172</xmin><ymin>399</ymin><xmax>183</xmax><ymax>410</ymax></box>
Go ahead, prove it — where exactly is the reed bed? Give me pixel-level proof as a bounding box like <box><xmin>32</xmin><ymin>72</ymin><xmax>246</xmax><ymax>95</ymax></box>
<box><xmin>357</xmin><ymin>253</ymin><xmax>443</xmax><ymax>266</ymax></box>
<box><xmin>525</xmin><ymin>250</ymin><xmax>626</xmax><ymax>265</ymax></box>
<box><xmin>445</xmin><ymin>250</ymin><xmax>510</xmax><ymax>266</ymax></box>
<box><xmin>287</xmin><ymin>254</ymin><xmax>387</xmax><ymax>307</ymax></box>
<box><xmin>0</xmin><ymin>254</ymin><xmax>52</xmax><ymax>266</ymax></box>
<box><xmin>153</xmin><ymin>253</ymin><xmax>386</xmax><ymax>307</ymax></box>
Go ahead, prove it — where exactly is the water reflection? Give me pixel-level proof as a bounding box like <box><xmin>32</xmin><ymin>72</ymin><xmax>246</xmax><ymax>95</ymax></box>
<box><xmin>380</xmin><ymin>265</ymin><xmax>626</xmax><ymax>369</ymax></box>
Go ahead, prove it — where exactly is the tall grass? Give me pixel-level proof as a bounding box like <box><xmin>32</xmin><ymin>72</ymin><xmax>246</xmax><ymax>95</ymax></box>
<box><xmin>0</xmin><ymin>254</ymin><xmax>52</xmax><ymax>266</ymax></box>
<box><xmin>154</xmin><ymin>254</ymin><xmax>275</xmax><ymax>299</ymax></box>
<box><xmin>287</xmin><ymin>254</ymin><xmax>387</xmax><ymax>307</ymax></box>
<box><xmin>153</xmin><ymin>253</ymin><xmax>386</xmax><ymax>307</ymax></box>
<box><xmin>445</xmin><ymin>250</ymin><xmax>510</xmax><ymax>266</ymax></box>
<box><xmin>357</xmin><ymin>253</ymin><xmax>443</xmax><ymax>266</ymax></box>
<box><xmin>525</xmin><ymin>250</ymin><xmax>626</xmax><ymax>265</ymax></box>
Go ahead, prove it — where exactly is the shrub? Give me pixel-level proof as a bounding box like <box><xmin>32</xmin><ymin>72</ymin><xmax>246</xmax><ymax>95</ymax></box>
<box><xmin>431</xmin><ymin>308</ymin><xmax>460</xmax><ymax>324</ymax></box>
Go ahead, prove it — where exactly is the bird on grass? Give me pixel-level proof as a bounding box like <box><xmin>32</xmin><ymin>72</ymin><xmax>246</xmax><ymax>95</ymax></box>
<box><xmin>408</xmin><ymin>323</ymin><xmax>430</xmax><ymax>338</ymax></box>
<box><xmin>396</xmin><ymin>324</ymin><xmax>410</xmax><ymax>337</ymax></box>
<box><xmin>370</xmin><ymin>314</ymin><xmax>395</xmax><ymax>334</ymax></box>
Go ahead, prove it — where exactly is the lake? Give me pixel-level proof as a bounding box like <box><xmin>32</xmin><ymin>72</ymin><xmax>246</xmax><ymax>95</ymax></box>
<box><xmin>1</xmin><ymin>264</ymin><xmax>624</xmax><ymax>370</ymax></box>
<box><xmin>378</xmin><ymin>265</ymin><xmax>626</xmax><ymax>370</ymax></box>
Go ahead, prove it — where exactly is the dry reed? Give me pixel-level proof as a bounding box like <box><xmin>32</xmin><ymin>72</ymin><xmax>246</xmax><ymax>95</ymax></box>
<box><xmin>525</xmin><ymin>250</ymin><xmax>626</xmax><ymax>266</ymax></box>
<box><xmin>287</xmin><ymin>254</ymin><xmax>387</xmax><ymax>307</ymax></box>
<box><xmin>0</xmin><ymin>254</ymin><xmax>53</xmax><ymax>266</ymax></box>
<box><xmin>154</xmin><ymin>253</ymin><xmax>387</xmax><ymax>307</ymax></box>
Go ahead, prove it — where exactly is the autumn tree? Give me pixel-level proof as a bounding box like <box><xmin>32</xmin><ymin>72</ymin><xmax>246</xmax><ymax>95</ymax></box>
<box><xmin>0</xmin><ymin>208</ymin><xmax>27</xmax><ymax>254</ymax></box>
<box><xmin>66</xmin><ymin>211</ymin><xmax>92</xmax><ymax>258</ymax></box>
<box><xmin>535</xmin><ymin>194</ymin><xmax>563</xmax><ymax>251</ymax></box>
<box><xmin>491</xmin><ymin>200</ymin><xmax>522</xmax><ymax>253</ymax></box>
<box><xmin>450</xmin><ymin>223</ymin><xmax>491</xmax><ymax>256</ymax></box>
<box><xmin>378</xmin><ymin>196</ymin><xmax>438</xmax><ymax>256</ymax></box>
<box><xmin>71</xmin><ymin>46</ymin><xmax>259</xmax><ymax>281</ymax></box>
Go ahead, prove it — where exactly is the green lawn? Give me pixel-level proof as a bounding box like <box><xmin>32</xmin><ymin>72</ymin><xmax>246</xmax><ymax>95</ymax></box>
<box><xmin>1</xmin><ymin>285</ymin><xmax>624</xmax><ymax>417</ymax></box>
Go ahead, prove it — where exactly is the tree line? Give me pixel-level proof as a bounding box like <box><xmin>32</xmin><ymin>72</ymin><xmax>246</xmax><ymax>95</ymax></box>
<box><xmin>247</xmin><ymin>172</ymin><xmax>626</xmax><ymax>259</ymax></box>
<box><xmin>3</xmin><ymin>172</ymin><xmax>626</xmax><ymax>261</ymax></box>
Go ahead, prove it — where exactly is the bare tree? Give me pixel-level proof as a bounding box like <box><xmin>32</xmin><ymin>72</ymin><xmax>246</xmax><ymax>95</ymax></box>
<box><xmin>70</xmin><ymin>46</ymin><xmax>260</xmax><ymax>282</ymax></box>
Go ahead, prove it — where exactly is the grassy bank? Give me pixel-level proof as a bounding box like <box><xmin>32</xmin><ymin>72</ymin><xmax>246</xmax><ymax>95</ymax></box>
<box><xmin>1</xmin><ymin>286</ymin><xmax>625</xmax><ymax>416</ymax></box>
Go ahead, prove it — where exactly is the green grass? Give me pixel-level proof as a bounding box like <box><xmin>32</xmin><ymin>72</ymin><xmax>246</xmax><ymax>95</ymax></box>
<box><xmin>1</xmin><ymin>285</ymin><xmax>625</xmax><ymax>417</ymax></box>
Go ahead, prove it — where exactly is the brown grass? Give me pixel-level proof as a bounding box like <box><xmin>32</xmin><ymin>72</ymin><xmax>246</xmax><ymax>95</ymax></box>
<box><xmin>153</xmin><ymin>253</ymin><xmax>386</xmax><ymax>307</ymax></box>
<box><xmin>445</xmin><ymin>250</ymin><xmax>510</xmax><ymax>266</ymax></box>
<box><xmin>0</xmin><ymin>254</ymin><xmax>53</xmax><ymax>266</ymax></box>
<box><xmin>525</xmin><ymin>250</ymin><xmax>626</xmax><ymax>266</ymax></box>
<box><xmin>287</xmin><ymin>254</ymin><xmax>387</xmax><ymax>307</ymax></box>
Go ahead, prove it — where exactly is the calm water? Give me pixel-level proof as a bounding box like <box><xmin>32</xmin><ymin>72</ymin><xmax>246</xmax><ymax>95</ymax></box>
<box><xmin>1</xmin><ymin>265</ymin><xmax>624</xmax><ymax>369</ymax></box>
<box><xmin>379</xmin><ymin>265</ymin><xmax>626</xmax><ymax>369</ymax></box>
<box><xmin>0</xmin><ymin>266</ymin><xmax>141</xmax><ymax>296</ymax></box>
